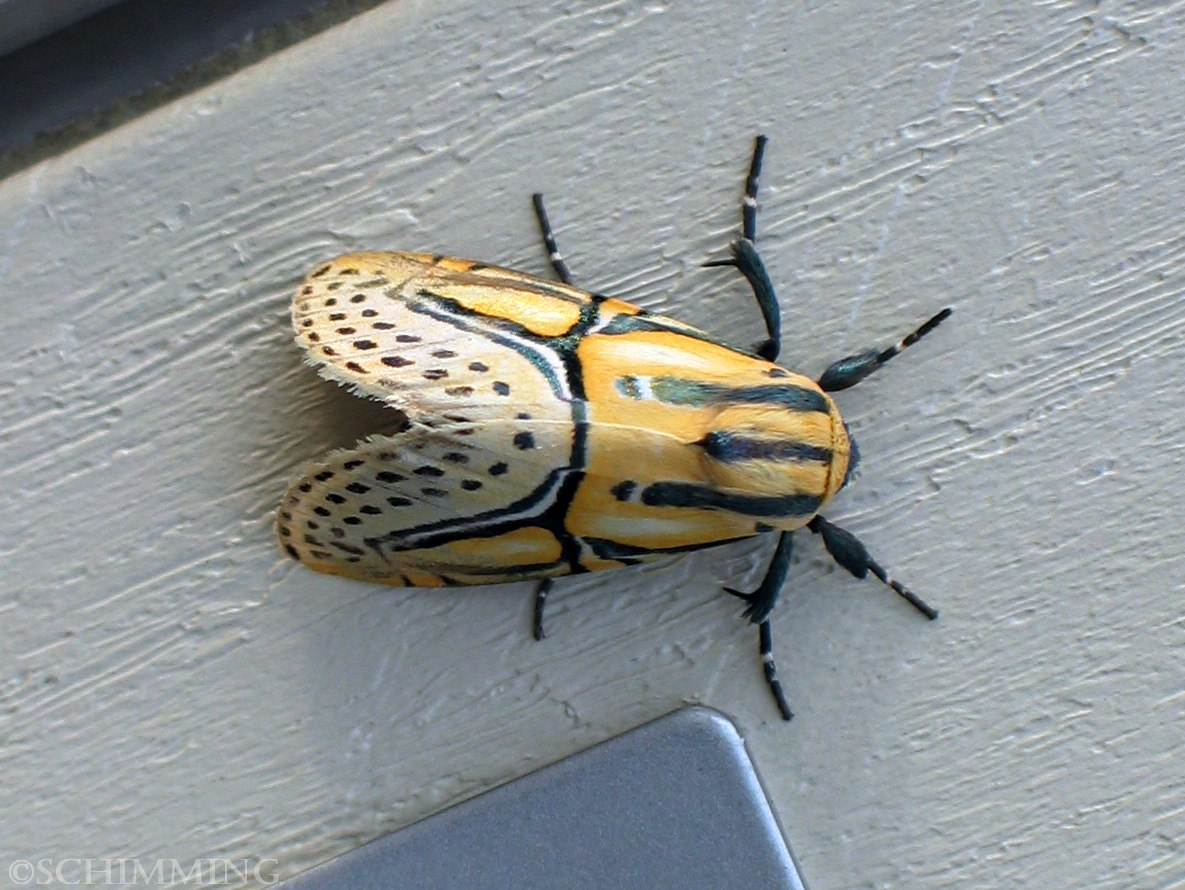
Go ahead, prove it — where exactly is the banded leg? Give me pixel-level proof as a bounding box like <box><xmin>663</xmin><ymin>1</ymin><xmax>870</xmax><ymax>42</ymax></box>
<box><xmin>808</xmin><ymin>515</ymin><xmax>938</xmax><ymax>619</ymax></box>
<box><xmin>741</xmin><ymin>133</ymin><xmax>765</xmax><ymax>241</ymax></box>
<box><xmin>724</xmin><ymin>531</ymin><xmax>794</xmax><ymax>720</ymax></box>
<box><xmin>531</xmin><ymin>193</ymin><xmax>573</xmax><ymax>284</ymax></box>
<box><xmin>704</xmin><ymin>134</ymin><xmax>781</xmax><ymax>361</ymax></box>
<box><xmin>818</xmin><ymin>308</ymin><xmax>952</xmax><ymax>392</ymax></box>
<box><xmin>759</xmin><ymin>620</ymin><xmax>792</xmax><ymax>721</ymax></box>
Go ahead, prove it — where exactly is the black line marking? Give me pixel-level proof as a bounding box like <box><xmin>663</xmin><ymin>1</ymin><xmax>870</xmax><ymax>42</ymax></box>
<box><xmin>640</xmin><ymin>482</ymin><xmax>821</xmax><ymax>518</ymax></box>
<box><xmin>585</xmin><ymin>532</ymin><xmax>754</xmax><ymax>561</ymax></box>
<box><xmin>699</xmin><ymin>431</ymin><xmax>832</xmax><ymax>464</ymax></box>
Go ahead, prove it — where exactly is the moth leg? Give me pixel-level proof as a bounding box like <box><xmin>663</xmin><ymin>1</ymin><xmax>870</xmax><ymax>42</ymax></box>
<box><xmin>724</xmin><ymin>531</ymin><xmax>794</xmax><ymax>720</ymax></box>
<box><xmin>704</xmin><ymin>135</ymin><xmax>781</xmax><ymax>361</ymax></box>
<box><xmin>723</xmin><ymin>531</ymin><xmax>792</xmax><ymax>624</ymax></box>
<box><xmin>808</xmin><ymin>515</ymin><xmax>938</xmax><ymax>619</ymax></box>
<box><xmin>759</xmin><ymin>620</ymin><xmax>793</xmax><ymax>721</ymax></box>
<box><xmin>531</xmin><ymin>193</ymin><xmax>574</xmax><ymax>284</ymax></box>
<box><xmin>817</xmin><ymin>308</ymin><xmax>952</xmax><ymax>392</ymax></box>
<box><xmin>532</xmin><ymin>578</ymin><xmax>553</xmax><ymax>641</ymax></box>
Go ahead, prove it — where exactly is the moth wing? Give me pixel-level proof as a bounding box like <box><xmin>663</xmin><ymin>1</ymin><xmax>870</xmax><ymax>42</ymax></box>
<box><xmin>277</xmin><ymin>417</ymin><xmax>581</xmax><ymax>586</ymax></box>
<box><xmin>292</xmin><ymin>251</ymin><xmax>589</xmax><ymax>426</ymax></box>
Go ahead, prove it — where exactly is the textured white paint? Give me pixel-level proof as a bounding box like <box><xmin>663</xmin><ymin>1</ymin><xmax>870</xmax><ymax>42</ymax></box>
<box><xmin>1</xmin><ymin>1</ymin><xmax>1183</xmax><ymax>888</ymax></box>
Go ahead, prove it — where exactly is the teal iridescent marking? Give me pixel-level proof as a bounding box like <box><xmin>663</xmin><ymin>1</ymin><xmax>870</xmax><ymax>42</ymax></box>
<box><xmin>612</xmin><ymin>375</ymin><xmax>829</xmax><ymax>413</ymax></box>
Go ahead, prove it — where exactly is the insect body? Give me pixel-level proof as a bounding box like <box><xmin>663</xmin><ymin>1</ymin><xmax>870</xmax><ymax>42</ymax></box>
<box><xmin>278</xmin><ymin>136</ymin><xmax>950</xmax><ymax>720</ymax></box>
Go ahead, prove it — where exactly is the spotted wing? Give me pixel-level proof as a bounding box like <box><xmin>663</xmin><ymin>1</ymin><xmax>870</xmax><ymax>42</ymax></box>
<box><xmin>292</xmin><ymin>251</ymin><xmax>595</xmax><ymax>426</ymax></box>
<box><xmin>277</xmin><ymin>418</ymin><xmax>583</xmax><ymax>586</ymax></box>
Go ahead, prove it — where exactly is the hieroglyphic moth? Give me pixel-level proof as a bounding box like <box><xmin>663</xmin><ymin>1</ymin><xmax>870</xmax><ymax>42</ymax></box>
<box><xmin>277</xmin><ymin>136</ymin><xmax>951</xmax><ymax>720</ymax></box>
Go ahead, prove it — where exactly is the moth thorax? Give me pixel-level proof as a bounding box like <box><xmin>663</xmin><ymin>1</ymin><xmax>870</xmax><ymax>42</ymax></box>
<box><xmin>697</xmin><ymin>400</ymin><xmax>852</xmax><ymax>523</ymax></box>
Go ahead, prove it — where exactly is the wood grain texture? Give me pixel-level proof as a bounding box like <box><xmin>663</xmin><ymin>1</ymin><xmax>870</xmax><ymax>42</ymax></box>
<box><xmin>1</xmin><ymin>1</ymin><xmax>1182</xmax><ymax>888</ymax></box>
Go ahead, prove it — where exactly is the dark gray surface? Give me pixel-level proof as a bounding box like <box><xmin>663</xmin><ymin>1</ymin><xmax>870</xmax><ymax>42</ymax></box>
<box><xmin>0</xmin><ymin>0</ymin><xmax>384</xmax><ymax>171</ymax></box>
<box><xmin>279</xmin><ymin>708</ymin><xmax>806</xmax><ymax>890</ymax></box>
<box><xmin>0</xmin><ymin>0</ymin><xmax>122</xmax><ymax>56</ymax></box>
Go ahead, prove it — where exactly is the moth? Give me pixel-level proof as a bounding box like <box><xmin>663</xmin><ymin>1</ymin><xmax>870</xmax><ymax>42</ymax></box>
<box><xmin>278</xmin><ymin>136</ymin><xmax>950</xmax><ymax>719</ymax></box>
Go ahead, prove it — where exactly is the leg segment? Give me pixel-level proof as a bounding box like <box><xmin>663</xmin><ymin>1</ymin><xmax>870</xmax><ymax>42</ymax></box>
<box><xmin>741</xmin><ymin>133</ymin><xmax>767</xmax><ymax>241</ymax></box>
<box><xmin>531</xmin><ymin>193</ymin><xmax>573</xmax><ymax>284</ymax></box>
<box><xmin>532</xmin><ymin>578</ymin><xmax>553</xmax><ymax>641</ymax></box>
<box><xmin>705</xmin><ymin>240</ymin><xmax>781</xmax><ymax>360</ymax></box>
<box><xmin>759</xmin><ymin>620</ymin><xmax>793</xmax><ymax>721</ymax></box>
<box><xmin>807</xmin><ymin>515</ymin><xmax>938</xmax><ymax>619</ymax></box>
<box><xmin>703</xmin><ymin>135</ymin><xmax>781</xmax><ymax>361</ymax></box>
<box><xmin>818</xmin><ymin>308</ymin><xmax>952</xmax><ymax>392</ymax></box>
<box><xmin>724</xmin><ymin>531</ymin><xmax>792</xmax><ymax>624</ymax></box>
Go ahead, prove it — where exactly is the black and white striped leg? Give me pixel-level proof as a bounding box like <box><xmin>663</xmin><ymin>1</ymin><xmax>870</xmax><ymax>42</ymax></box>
<box><xmin>741</xmin><ymin>133</ymin><xmax>766</xmax><ymax>242</ymax></box>
<box><xmin>725</xmin><ymin>531</ymin><xmax>795</xmax><ymax>720</ymax></box>
<box><xmin>808</xmin><ymin>515</ymin><xmax>938</xmax><ymax>619</ymax></box>
<box><xmin>759</xmin><ymin>620</ymin><xmax>793</xmax><ymax>721</ymax></box>
<box><xmin>818</xmin><ymin>307</ymin><xmax>952</xmax><ymax>392</ymax></box>
<box><xmin>531</xmin><ymin>193</ymin><xmax>574</xmax><ymax>285</ymax></box>
<box><xmin>704</xmin><ymin>135</ymin><xmax>781</xmax><ymax>361</ymax></box>
<box><xmin>532</xmin><ymin>578</ymin><xmax>553</xmax><ymax>641</ymax></box>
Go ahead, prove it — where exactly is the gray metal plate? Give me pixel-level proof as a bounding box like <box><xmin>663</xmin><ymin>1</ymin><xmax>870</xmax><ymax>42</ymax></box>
<box><xmin>279</xmin><ymin>707</ymin><xmax>806</xmax><ymax>890</ymax></box>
